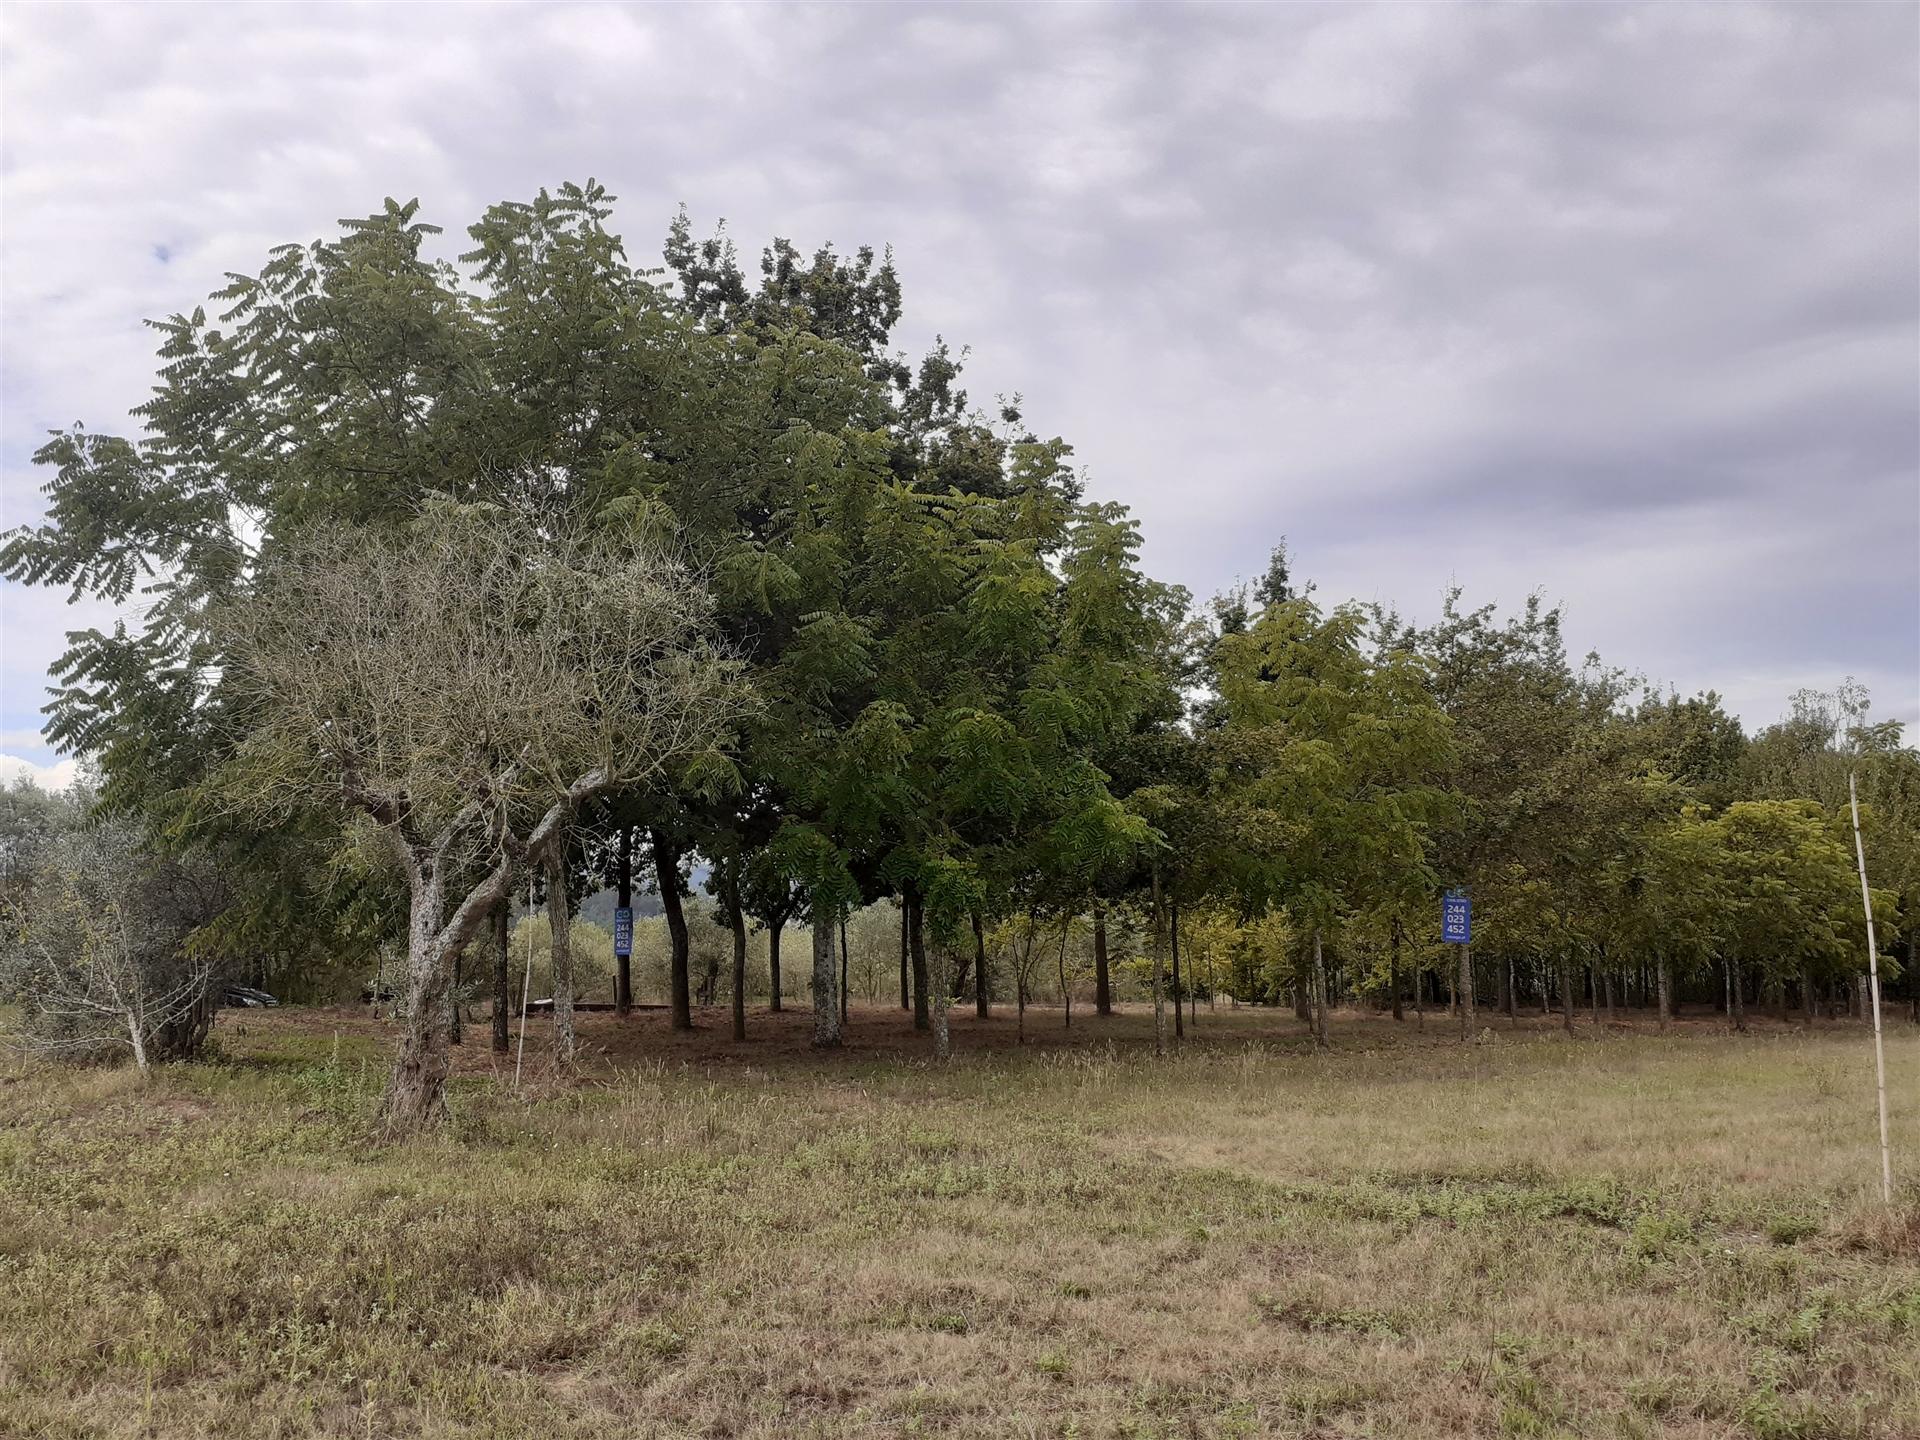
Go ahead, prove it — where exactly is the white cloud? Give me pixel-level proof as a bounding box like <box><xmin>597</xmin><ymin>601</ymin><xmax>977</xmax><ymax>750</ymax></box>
<box><xmin>0</xmin><ymin>753</ymin><xmax>78</xmax><ymax>792</ymax></box>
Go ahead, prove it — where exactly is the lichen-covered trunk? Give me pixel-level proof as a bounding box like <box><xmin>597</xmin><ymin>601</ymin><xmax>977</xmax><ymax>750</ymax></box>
<box><xmin>810</xmin><ymin>907</ymin><xmax>841</xmax><ymax>1048</ymax></box>
<box><xmin>491</xmin><ymin>900</ymin><xmax>510</xmax><ymax>1054</ymax></box>
<box><xmin>448</xmin><ymin>946</ymin><xmax>463</xmax><ymax>1046</ymax></box>
<box><xmin>930</xmin><ymin>944</ymin><xmax>952</xmax><ymax>1061</ymax></box>
<box><xmin>385</xmin><ymin>869</ymin><xmax>455</xmax><ymax>1133</ymax></box>
<box><xmin>547</xmin><ymin>849</ymin><xmax>576</xmax><ymax>1067</ymax></box>
<box><xmin>1092</xmin><ymin>902</ymin><xmax>1111</xmax><ymax>1016</ymax></box>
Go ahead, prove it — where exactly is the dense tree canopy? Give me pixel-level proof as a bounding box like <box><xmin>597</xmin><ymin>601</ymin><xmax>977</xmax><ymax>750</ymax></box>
<box><xmin>3</xmin><ymin>182</ymin><xmax>1914</xmax><ymax>1126</ymax></box>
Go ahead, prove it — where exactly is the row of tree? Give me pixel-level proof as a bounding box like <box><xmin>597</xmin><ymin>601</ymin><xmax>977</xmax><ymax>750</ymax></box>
<box><xmin>3</xmin><ymin>183</ymin><xmax>1913</xmax><ymax>1131</ymax></box>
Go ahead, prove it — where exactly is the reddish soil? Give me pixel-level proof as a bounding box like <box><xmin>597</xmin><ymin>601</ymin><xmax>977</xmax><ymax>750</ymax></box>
<box><xmin>227</xmin><ymin>997</ymin><xmax>1888</xmax><ymax>1081</ymax></box>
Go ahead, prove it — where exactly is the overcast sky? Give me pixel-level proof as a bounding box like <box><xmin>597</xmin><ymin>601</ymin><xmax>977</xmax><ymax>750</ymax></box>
<box><xmin>3</xmin><ymin>2</ymin><xmax>1916</xmax><ymax>789</ymax></box>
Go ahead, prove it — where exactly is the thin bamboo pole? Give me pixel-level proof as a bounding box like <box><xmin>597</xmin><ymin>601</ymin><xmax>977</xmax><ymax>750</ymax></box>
<box><xmin>514</xmin><ymin>876</ymin><xmax>535</xmax><ymax>1093</ymax></box>
<box><xmin>1848</xmin><ymin>770</ymin><xmax>1894</xmax><ymax>1205</ymax></box>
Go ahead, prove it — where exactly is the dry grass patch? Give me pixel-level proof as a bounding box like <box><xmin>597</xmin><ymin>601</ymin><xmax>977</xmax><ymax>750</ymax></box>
<box><xmin>0</xmin><ymin>1005</ymin><xmax>1915</xmax><ymax>1437</ymax></box>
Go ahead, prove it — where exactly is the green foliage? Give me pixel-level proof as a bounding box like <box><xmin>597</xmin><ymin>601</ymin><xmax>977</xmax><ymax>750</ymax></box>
<box><xmin>7</xmin><ymin>178</ymin><xmax>1920</xmax><ymax>1036</ymax></box>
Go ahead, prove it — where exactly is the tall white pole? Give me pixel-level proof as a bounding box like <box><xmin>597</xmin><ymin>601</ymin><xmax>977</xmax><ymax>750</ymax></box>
<box><xmin>1847</xmin><ymin>770</ymin><xmax>1894</xmax><ymax>1205</ymax></box>
<box><xmin>514</xmin><ymin>876</ymin><xmax>534</xmax><ymax>1093</ymax></box>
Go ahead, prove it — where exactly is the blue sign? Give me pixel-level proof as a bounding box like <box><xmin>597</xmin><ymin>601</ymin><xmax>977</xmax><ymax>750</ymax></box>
<box><xmin>1441</xmin><ymin>891</ymin><xmax>1471</xmax><ymax>944</ymax></box>
<box><xmin>613</xmin><ymin>906</ymin><xmax>633</xmax><ymax>958</ymax></box>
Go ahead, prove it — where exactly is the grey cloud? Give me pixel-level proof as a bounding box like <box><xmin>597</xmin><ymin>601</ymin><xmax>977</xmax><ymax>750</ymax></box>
<box><xmin>1</xmin><ymin>1</ymin><xmax>1914</xmax><ymax>753</ymax></box>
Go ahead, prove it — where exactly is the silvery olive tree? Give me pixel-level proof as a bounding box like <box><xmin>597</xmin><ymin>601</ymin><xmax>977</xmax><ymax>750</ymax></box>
<box><xmin>1</xmin><ymin>817</ymin><xmax>225</xmax><ymax>1073</ymax></box>
<box><xmin>220</xmin><ymin>502</ymin><xmax>745</xmax><ymax>1131</ymax></box>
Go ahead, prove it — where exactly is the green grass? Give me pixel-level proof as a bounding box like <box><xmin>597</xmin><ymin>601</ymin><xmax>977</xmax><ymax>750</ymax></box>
<box><xmin>1</xmin><ymin>1005</ymin><xmax>1916</xmax><ymax>1438</ymax></box>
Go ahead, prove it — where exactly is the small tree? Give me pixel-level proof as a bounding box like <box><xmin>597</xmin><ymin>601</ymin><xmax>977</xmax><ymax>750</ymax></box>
<box><xmin>221</xmin><ymin>503</ymin><xmax>743</xmax><ymax>1131</ymax></box>
<box><xmin>1</xmin><ymin>819</ymin><xmax>225</xmax><ymax>1072</ymax></box>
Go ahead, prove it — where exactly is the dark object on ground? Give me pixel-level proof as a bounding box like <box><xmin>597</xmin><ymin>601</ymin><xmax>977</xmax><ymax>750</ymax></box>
<box><xmin>361</xmin><ymin>985</ymin><xmax>396</xmax><ymax>1004</ymax></box>
<box><xmin>221</xmin><ymin>984</ymin><xmax>280</xmax><ymax>1008</ymax></box>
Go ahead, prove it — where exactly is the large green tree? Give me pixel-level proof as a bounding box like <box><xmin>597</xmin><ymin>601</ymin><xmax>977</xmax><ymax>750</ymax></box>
<box><xmin>1208</xmin><ymin>596</ymin><xmax>1454</xmax><ymax>1045</ymax></box>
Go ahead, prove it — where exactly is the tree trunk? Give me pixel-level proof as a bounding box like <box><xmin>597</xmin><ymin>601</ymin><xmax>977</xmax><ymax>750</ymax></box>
<box><xmin>547</xmin><ymin>848</ymin><xmax>577</xmax><ymax>1067</ymax></box>
<box><xmin>1312</xmin><ymin>929</ymin><xmax>1328</xmax><ymax>1048</ymax></box>
<box><xmin>1390</xmin><ymin>918</ymin><xmax>1403</xmax><ymax>1022</ymax></box>
<box><xmin>1558</xmin><ymin>955</ymin><xmax>1574</xmax><ymax>1033</ymax></box>
<box><xmin>125</xmin><ymin>1006</ymin><xmax>150</xmax><ymax>1075</ymax></box>
<box><xmin>724</xmin><ymin>864</ymin><xmax>747</xmax><ymax>1044</ymax></box>
<box><xmin>448</xmin><ymin>945</ymin><xmax>463</xmax><ymax>1046</ymax></box>
<box><xmin>1150</xmin><ymin>867</ymin><xmax>1168</xmax><ymax>1057</ymax></box>
<box><xmin>1017</xmin><ymin>919</ymin><xmax>1031</xmax><ymax>1044</ymax></box>
<box><xmin>150</xmin><ymin>987</ymin><xmax>218</xmax><ymax>1062</ymax></box>
<box><xmin>1092</xmin><ymin>901</ymin><xmax>1111</xmax><ymax>1016</ymax></box>
<box><xmin>1730</xmin><ymin>957</ymin><xmax>1746</xmax><ymax>1032</ymax></box>
<box><xmin>652</xmin><ymin>830</ymin><xmax>692</xmax><ymax>1030</ymax></box>
<box><xmin>1059</xmin><ymin>920</ymin><xmax>1072</xmax><ymax>1030</ymax></box>
<box><xmin>1414</xmin><ymin>956</ymin><xmax>1425</xmax><ymax>1030</ymax></box>
<box><xmin>973</xmin><ymin>909</ymin><xmax>989</xmax><ymax>1019</ymax></box>
<box><xmin>908</xmin><ymin>893</ymin><xmax>930</xmax><ymax>1032</ymax></box>
<box><xmin>810</xmin><ymin>905</ymin><xmax>841</xmax><ymax>1048</ymax></box>
<box><xmin>615</xmin><ymin>827</ymin><xmax>633</xmax><ymax>1017</ymax></box>
<box><xmin>491</xmin><ymin>899</ymin><xmax>511</xmax><ymax>1054</ymax></box>
<box><xmin>930</xmin><ymin>943</ymin><xmax>952</xmax><ymax>1060</ymax></box>
<box><xmin>1170</xmin><ymin>899</ymin><xmax>1184</xmax><ymax>1040</ymax></box>
<box><xmin>1458</xmin><ymin>942</ymin><xmax>1476</xmax><ymax>1041</ymax></box>
<box><xmin>839</xmin><ymin>915</ymin><xmax>850</xmax><ymax>1026</ymax></box>
<box><xmin>1602</xmin><ymin>966</ymin><xmax>1614</xmax><ymax>1025</ymax></box>
<box><xmin>768</xmin><ymin>907</ymin><xmax>784</xmax><ymax>1014</ymax></box>
<box><xmin>385</xmin><ymin>869</ymin><xmax>456</xmax><ymax>1133</ymax></box>
<box><xmin>1802</xmin><ymin>964</ymin><xmax>1817</xmax><ymax>1027</ymax></box>
<box><xmin>1498</xmin><ymin>955</ymin><xmax>1514</xmax><ymax>1019</ymax></box>
<box><xmin>1293</xmin><ymin>976</ymin><xmax>1311</xmax><ymax>1021</ymax></box>
<box><xmin>899</xmin><ymin>903</ymin><xmax>910</xmax><ymax>1011</ymax></box>
<box><xmin>1657</xmin><ymin>955</ymin><xmax>1673</xmax><ymax>1031</ymax></box>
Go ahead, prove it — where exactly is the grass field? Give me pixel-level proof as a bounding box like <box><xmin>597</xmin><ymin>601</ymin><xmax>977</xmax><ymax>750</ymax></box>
<box><xmin>1</xmin><ymin>1002</ymin><xmax>1916</xmax><ymax>1439</ymax></box>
